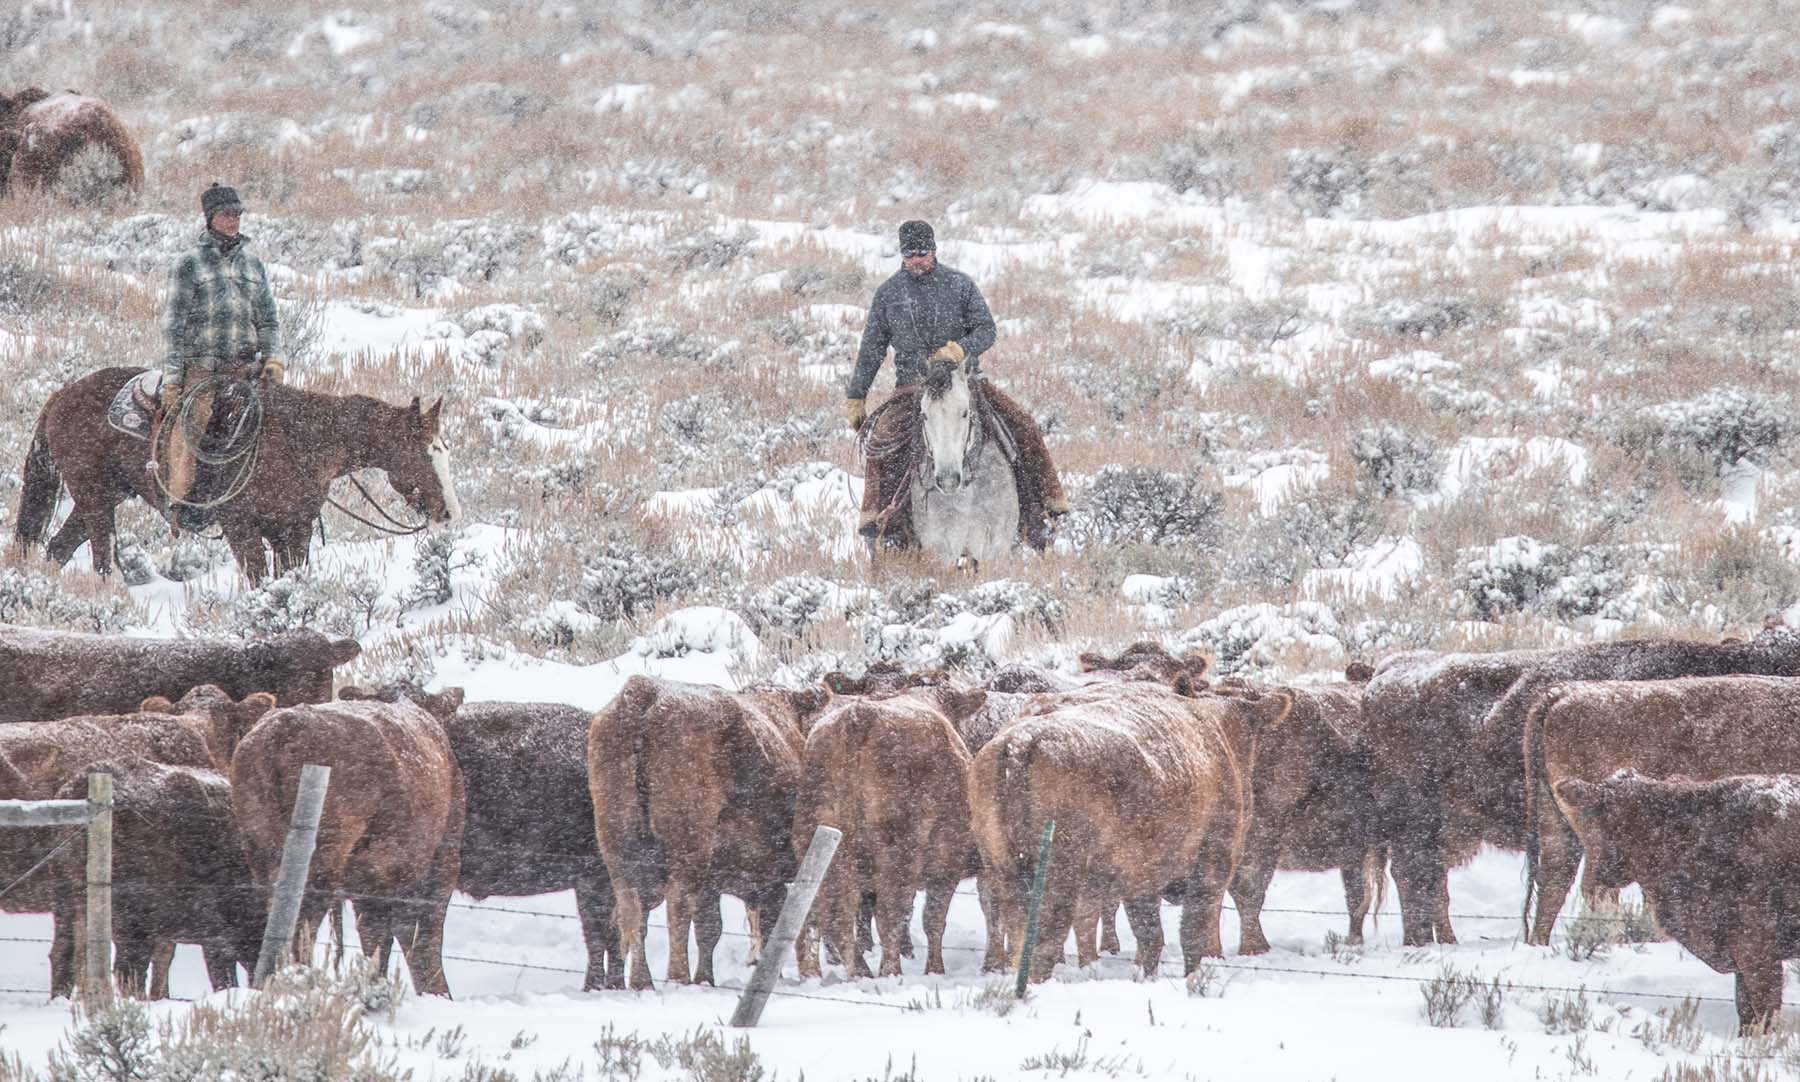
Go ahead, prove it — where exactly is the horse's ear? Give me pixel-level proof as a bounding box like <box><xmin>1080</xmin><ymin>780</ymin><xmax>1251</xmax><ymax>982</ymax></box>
<box><xmin>422</xmin><ymin>397</ymin><xmax>443</xmax><ymax>438</ymax></box>
<box><xmin>408</xmin><ymin>395</ymin><xmax>422</xmax><ymax>415</ymax></box>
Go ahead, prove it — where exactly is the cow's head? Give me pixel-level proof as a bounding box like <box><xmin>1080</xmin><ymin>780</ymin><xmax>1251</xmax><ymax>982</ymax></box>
<box><xmin>821</xmin><ymin>660</ymin><xmax>946</xmax><ymax>697</ymax></box>
<box><xmin>338</xmin><ymin>681</ymin><xmax>465</xmax><ymax>722</ymax></box>
<box><xmin>251</xmin><ymin>632</ymin><xmax>362</xmax><ymax>704</ymax></box>
<box><xmin>1555</xmin><ymin>777</ymin><xmax>1633</xmax><ymax>890</ymax></box>
<box><xmin>1344</xmin><ymin>660</ymin><xmax>1375</xmax><ymax>683</ymax></box>
<box><xmin>915</xmin><ymin>685</ymin><xmax>988</xmax><ymax>727</ymax></box>
<box><xmin>785</xmin><ymin>684</ymin><xmax>834</xmax><ymax>730</ymax></box>
<box><xmin>140</xmin><ymin>684</ymin><xmax>277</xmax><ymax>769</ymax></box>
<box><xmin>1078</xmin><ymin>642</ymin><xmax>1210</xmax><ymax>688</ymax></box>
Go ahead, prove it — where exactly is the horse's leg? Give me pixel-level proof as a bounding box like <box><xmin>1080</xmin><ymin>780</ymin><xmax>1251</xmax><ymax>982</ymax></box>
<box><xmin>44</xmin><ymin>512</ymin><xmax>91</xmax><ymax>567</ymax></box>
<box><xmin>220</xmin><ymin>519</ymin><xmax>270</xmax><ymax>583</ymax></box>
<box><xmin>83</xmin><ymin>503</ymin><xmax>119</xmax><ymax>576</ymax></box>
<box><xmin>271</xmin><ymin>524</ymin><xmax>311</xmax><ymax>576</ymax></box>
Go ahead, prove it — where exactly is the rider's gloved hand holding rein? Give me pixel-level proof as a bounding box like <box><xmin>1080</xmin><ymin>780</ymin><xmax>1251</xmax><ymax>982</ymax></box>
<box><xmin>260</xmin><ymin>357</ymin><xmax>285</xmax><ymax>384</ymax></box>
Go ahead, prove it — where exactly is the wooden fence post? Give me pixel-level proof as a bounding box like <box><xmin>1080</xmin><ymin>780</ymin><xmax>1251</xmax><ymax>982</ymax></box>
<box><xmin>254</xmin><ymin>764</ymin><xmax>331</xmax><ymax>986</ymax></box>
<box><xmin>1014</xmin><ymin>819</ymin><xmax>1055</xmax><ymax>999</ymax></box>
<box><xmin>83</xmin><ymin>772</ymin><xmax>113</xmax><ymax>1002</ymax></box>
<box><xmin>729</xmin><ymin>824</ymin><xmax>842</xmax><ymax>1028</ymax></box>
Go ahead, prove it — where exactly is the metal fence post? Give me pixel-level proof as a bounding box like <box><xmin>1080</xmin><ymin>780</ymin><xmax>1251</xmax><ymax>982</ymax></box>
<box><xmin>730</xmin><ymin>824</ymin><xmax>842</xmax><ymax>1028</ymax></box>
<box><xmin>254</xmin><ymin>764</ymin><xmax>331</xmax><ymax>986</ymax></box>
<box><xmin>1014</xmin><ymin>819</ymin><xmax>1055</xmax><ymax>999</ymax></box>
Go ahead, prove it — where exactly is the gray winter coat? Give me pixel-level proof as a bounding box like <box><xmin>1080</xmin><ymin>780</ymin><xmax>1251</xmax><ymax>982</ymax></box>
<box><xmin>847</xmin><ymin>263</ymin><xmax>996</xmax><ymax>400</ymax></box>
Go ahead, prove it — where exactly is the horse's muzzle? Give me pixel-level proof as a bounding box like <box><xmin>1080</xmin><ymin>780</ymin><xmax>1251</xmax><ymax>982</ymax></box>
<box><xmin>933</xmin><ymin>468</ymin><xmax>964</xmax><ymax>494</ymax></box>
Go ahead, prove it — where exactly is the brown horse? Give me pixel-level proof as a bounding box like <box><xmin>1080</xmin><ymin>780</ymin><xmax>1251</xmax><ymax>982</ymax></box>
<box><xmin>14</xmin><ymin>367</ymin><xmax>459</xmax><ymax>582</ymax></box>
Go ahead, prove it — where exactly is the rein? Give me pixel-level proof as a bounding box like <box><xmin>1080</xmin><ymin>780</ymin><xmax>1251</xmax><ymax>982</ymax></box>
<box><xmin>324</xmin><ymin>473</ymin><xmax>429</xmax><ymax>535</ymax></box>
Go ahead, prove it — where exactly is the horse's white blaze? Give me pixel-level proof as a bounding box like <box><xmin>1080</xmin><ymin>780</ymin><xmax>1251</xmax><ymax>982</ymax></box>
<box><xmin>429</xmin><ymin>436</ymin><xmax>462</xmax><ymax>521</ymax></box>
<box><xmin>920</xmin><ymin>374</ymin><xmax>975</xmax><ymax>491</ymax></box>
<box><xmin>912</xmin><ymin>366</ymin><xmax>1018</xmax><ymax>566</ymax></box>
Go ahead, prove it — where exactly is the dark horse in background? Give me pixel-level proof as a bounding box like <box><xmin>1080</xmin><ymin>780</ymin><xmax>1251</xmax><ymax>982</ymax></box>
<box><xmin>14</xmin><ymin>367</ymin><xmax>460</xmax><ymax>583</ymax></box>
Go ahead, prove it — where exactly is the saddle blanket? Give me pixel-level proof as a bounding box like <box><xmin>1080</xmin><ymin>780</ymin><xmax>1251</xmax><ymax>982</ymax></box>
<box><xmin>106</xmin><ymin>370</ymin><xmax>165</xmax><ymax>440</ymax></box>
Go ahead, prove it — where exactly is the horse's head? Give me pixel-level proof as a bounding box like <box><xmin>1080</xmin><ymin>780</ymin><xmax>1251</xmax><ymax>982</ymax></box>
<box><xmin>920</xmin><ymin>357</ymin><xmax>979</xmax><ymax>494</ymax></box>
<box><xmin>383</xmin><ymin>396</ymin><xmax>461</xmax><ymax>525</ymax></box>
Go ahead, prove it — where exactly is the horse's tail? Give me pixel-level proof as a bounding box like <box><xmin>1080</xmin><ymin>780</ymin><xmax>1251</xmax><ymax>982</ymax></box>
<box><xmin>14</xmin><ymin>409</ymin><xmax>60</xmax><ymax>552</ymax></box>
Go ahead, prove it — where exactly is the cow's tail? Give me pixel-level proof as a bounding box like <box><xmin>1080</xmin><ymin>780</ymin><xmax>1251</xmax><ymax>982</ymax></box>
<box><xmin>997</xmin><ymin>734</ymin><xmax>1039</xmax><ymax>907</ymax></box>
<box><xmin>14</xmin><ymin>409</ymin><xmax>60</xmax><ymax>552</ymax></box>
<box><xmin>1520</xmin><ymin>683</ymin><xmax>1566</xmax><ymax>941</ymax></box>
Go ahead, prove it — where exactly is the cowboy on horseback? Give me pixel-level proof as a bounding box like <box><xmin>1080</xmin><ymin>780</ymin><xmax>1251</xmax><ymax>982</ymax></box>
<box><xmin>158</xmin><ymin>181</ymin><xmax>283</xmax><ymax>530</ymax></box>
<box><xmin>847</xmin><ymin>219</ymin><xmax>1068</xmax><ymax>546</ymax></box>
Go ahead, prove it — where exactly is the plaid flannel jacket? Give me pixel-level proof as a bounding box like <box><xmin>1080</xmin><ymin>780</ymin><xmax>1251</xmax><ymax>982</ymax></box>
<box><xmin>161</xmin><ymin>230</ymin><xmax>281</xmax><ymax>383</ymax></box>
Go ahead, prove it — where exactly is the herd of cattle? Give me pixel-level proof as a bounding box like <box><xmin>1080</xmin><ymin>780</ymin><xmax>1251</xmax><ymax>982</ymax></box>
<box><xmin>5</xmin><ymin>623</ymin><xmax>1800</xmax><ymax>1031</ymax></box>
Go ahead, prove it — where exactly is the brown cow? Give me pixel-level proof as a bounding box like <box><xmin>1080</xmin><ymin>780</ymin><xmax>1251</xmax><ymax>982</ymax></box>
<box><xmin>588</xmin><ymin>676</ymin><xmax>832</xmax><ymax>989</ymax></box>
<box><xmin>341</xmin><ymin>683</ymin><xmax>624</xmax><ymax>991</ymax></box>
<box><xmin>1219</xmin><ymin>681</ymin><xmax>1382</xmax><ymax>954</ymax></box>
<box><xmin>1522</xmin><ymin>674</ymin><xmax>1800</xmax><ymax>945</ymax></box>
<box><xmin>0</xmin><ymin>89</ymin><xmax>143</xmax><ymax>197</ymax></box>
<box><xmin>1363</xmin><ymin>631</ymin><xmax>1800</xmax><ymax>946</ymax></box>
<box><xmin>793</xmin><ymin>684</ymin><xmax>988</xmax><ymax>978</ymax></box>
<box><xmin>47</xmin><ymin>758</ymin><xmax>259</xmax><ymax>999</ymax></box>
<box><xmin>1558</xmin><ymin>772</ymin><xmax>1800</xmax><ymax>1032</ymax></box>
<box><xmin>821</xmin><ymin>660</ymin><xmax>947</xmax><ymax>697</ymax></box>
<box><xmin>0</xmin><ymin>625</ymin><xmax>359</xmax><ymax>722</ymax></box>
<box><xmin>970</xmin><ymin>681</ymin><xmax>1290</xmax><ymax>981</ymax></box>
<box><xmin>231</xmin><ymin>694</ymin><xmax>466</xmax><ymax>996</ymax></box>
<box><xmin>0</xmin><ymin>686</ymin><xmax>272</xmax><ymax>919</ymax></box>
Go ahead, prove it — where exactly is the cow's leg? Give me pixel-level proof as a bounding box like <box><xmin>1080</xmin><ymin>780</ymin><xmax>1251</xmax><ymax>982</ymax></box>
<box><xmin>203</xmin><ymin>941</ymin><xmax>239</xmax><ymax>993</ymax></box>
<box><xmin>147</xmin><ymin>941</ymin><xmax>177</xmax><ymax>1000</ymax></box>
<box><xmin>1180</xmin><ymin>833</ymin><xmax>1237</xmax><ymax>967</ymax></box>
<box><xmin>1124</xmin><ymin>895</ymin><xmax>1164</xmax><ymax>978</ymax></box>
<box><xmin>663</xmin><ymin>877</ymin><xmax>695</xmax><ymax>984</ymax></box>
<box><xmin>1100</xmin><ymin>903</ymin><xmax>1121</xmax><ymax>955</ymax></box>
<box><xmin>976</xmin><ymin>879</ymin><xmax>1009</xmax><ymax>973</ymax></box>
<box><xmin>873</xmin><ymin>874</ymin><xmax>914</xmax><ymax>979</ymax></box>
<box><xmin>921</xmin><ymin>876</ymin><xmax>957</xmax><ymax>976</ymax></box>
<box><xmin>1432</xmin><ymin>867</ymin><xmax>1457</xmax><ymax>945</ymax></box>
<box><xmin>1341</xmin><ymin>860</ymin><xmax>1371</xmax><ymax>946</ymax></box>
<box><xmin>116</xmin><ymin>938</ymin><xmax>151</xmax><ymax>999</ymax></box>
<box><xmin>1231</xmin><ymin>840</ymin><xmax>1280</xmax><ymax>955</ymax></box>
<box><xmin>1735</xmin><ymin>959</ymin><xmax>1784</xmax><ymax>1035</ymax></box>
<box><xmin>829</xmin><ymin>870</ymin><xmax>870</xmax><ymax>978</ymax></box>
<box><xmin>1528</xmin><ymin>819</ymin><xmax>1583</xmax><ymax>947</ymax></box>
<box><xmin>690</xmin><ymin>891</ymin><xmax>724</xmax><ymax>987</ymax></box>
<box><xmin>1388</xmin><ymin>842</ymin><xmax>1446</xmax><ymax>947</ymax></box>
<box><xmin>860</xmin><ymin>890</ymin><xmax>880</xmax><ymax>955</ymax></box>
<box><xmin>352</xmin><ymin>898</ymin><xmax>400</xmax><ymax>986</ymax></box>
<box><xmin>612</xmin><ymin>884</ymin><xmax>654</xmax><ymax>991</ymax></box>
<box><xmin>1027</xmin><ymin>890</ymin><xmax>1074</xmax><ymax>984</ymax></box>
<box><xmin>400</xmin><ymin>832</ymin><xmax>462</xmax><ymax>998</ymax></box>
<box><xmin>1576</xmin><ymin>860</ymin><xmax>1619</xmax><ymax>909</ymax></box>
<box><xmin>574</xmin><ymin>871</ymin><xmax>622</xmax><ymax>991</ymax></box>
<box><xmin>50</xmin><ymin>900</ymin><xmax>78</xmax><ymax>998</ymax></box>
<box><xmin>1072</xmin><ymin>895</ymin><xmax>1101</xmax><ymax>968</ymax></box>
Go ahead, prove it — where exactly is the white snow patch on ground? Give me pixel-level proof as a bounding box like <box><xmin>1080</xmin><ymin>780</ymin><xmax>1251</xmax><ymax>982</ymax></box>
<box><xmin>1302</xmin><ymin>536</ymin><xmax>1425</xmax><ymax>601</ymax></box>
<box><xmin>1438</xmin><ymin>436</ymin><xmax>1590</xmax><ymax>500</ymax></box>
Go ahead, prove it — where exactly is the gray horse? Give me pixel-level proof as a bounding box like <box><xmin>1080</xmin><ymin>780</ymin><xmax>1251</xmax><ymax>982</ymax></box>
<box><xmin>911</xmin><ymin>360</ymin><xmax>1019</xmax><ymax>569</ymax></box>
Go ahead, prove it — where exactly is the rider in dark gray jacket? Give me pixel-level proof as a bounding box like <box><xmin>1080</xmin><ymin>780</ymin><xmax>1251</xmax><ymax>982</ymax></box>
<box><xmin>847</xmin><ymin>220</ymin><xmax>1067</xmax><ymax>544</ymax></box>
<box><xmin>846</xmin><ymin>242</ymin><xmax>996</xmax><ymax>404</ymax></box>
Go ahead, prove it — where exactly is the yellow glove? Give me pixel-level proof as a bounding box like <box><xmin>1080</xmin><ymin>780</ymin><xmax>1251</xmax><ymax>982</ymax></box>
<box><xmin>847</xmin><ymin>398</ymin><xmax>867</xmax><ymax>432</ymax></box>
<box><xmin>260</xmin><ymin>357</ymin><xmax>285</xmax><ymax>384</ymax></box>
<box><xmin>931</xmin><ymin>341</ymin><xmax>966</xmax><ymax>364</ymax></box>
<box><xmin>159</xmin><ymin>383</ymin><xmax>183</xmax><ymax>412</ymax></box>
